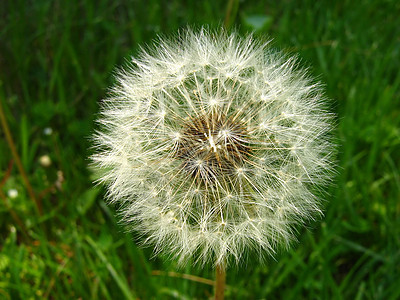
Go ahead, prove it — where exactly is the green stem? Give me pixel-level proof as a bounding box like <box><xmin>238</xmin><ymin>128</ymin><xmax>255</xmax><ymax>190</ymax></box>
<box><xmin>0</xmin><ymin>99</ymin><xmax>42</xmax><ymax>215</ymax></box>
<box><xmin>224</xmin><ymin>0</ymin><xmax>239</xmax><ymax>29</ymax></box>
<box><xmin>0</xmin><ymin>189</ymin><xmax>30</xmax><ymax>241</ymax></box>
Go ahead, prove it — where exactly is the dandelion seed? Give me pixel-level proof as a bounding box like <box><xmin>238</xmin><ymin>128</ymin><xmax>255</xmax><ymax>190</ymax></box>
<box><xmin>91</xmin><ymin>28</ymin><xmax>335</xmax><ymax>267</ymax></box>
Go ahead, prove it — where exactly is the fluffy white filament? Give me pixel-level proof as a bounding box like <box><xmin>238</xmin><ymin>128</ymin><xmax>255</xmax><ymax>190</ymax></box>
<box><xmin>91</xmin><ymin>29</ymin><xmax>335</xmax><ymax>266</ymax></box>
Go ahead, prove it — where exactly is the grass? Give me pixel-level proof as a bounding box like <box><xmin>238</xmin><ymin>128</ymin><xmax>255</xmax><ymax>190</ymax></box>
<box><xmin>1</xmin><ymin>0</ymin><xmax>399</xmax><ymax>299</ymax></box>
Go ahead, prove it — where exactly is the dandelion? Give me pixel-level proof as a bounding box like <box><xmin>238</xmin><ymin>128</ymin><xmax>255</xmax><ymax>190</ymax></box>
<box><xmin>91</xmin><ymin>28</ymin><xmax>335</xmax><ymax>282</ymax></box>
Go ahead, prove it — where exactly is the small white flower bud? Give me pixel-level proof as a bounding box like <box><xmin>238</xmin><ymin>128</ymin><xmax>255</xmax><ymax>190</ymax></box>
<box><xmin>7</xmin><ymin>189</ymin><xmax>18</xmax><ymax>199</ymax></box>
<box><xmin>39</xmin><ymin>155</ymin><xmax>51</xmax><ymax>167</ymax></box>
<box><xmin>43</xmin><ymin>127</ymin><xmax>53</xmax><ymax>136</ymax></box>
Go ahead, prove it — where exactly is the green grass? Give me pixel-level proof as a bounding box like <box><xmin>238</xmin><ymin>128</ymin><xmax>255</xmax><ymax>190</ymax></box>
<box><xmin>1</xmin><ymin>0</ymin><xmax>399</xmax><ymax>299</ymax></box>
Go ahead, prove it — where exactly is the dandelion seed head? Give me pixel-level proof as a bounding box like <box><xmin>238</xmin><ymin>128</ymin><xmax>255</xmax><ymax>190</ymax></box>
<box><xmin>91</xmin><ymin>28</ymin><xmax>335</xmax><ymax>267</ymax></box>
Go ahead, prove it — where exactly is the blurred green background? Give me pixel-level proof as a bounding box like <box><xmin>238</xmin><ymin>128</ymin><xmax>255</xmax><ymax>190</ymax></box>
<box><xmin>1</xmin><ymin>0</ymin><xmax>399</xmax><ymax>299</ymax></box>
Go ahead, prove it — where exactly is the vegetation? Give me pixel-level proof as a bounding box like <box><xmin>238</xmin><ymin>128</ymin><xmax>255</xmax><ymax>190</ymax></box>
<box><xmin>0</xmin><ymin>0</ymin><xmax>399</xmax><ymax>299</ymax></box>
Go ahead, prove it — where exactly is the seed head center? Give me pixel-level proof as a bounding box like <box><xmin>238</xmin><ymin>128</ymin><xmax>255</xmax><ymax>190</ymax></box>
<box><xmin>173</xmin><ymin>113</ymin><xmax>251</xmax><ymax>184</ymax></box>
<box><xmin>206</xmin><ymin>130</ymin><xmax>218</xmax><ymax>152</ymax></box>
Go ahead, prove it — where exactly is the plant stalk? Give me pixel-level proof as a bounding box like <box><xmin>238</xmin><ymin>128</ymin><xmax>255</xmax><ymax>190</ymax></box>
<box><xmin>0</xmin><ymin>189</ymin><xmax>30</xmax><ymax>241</ymax></box>
<box><xmin>214</xmin><ymin>263</ymin><xmax>226</xmax><ymax>300</ymax></box>
<box><xmin>224</xmin><ymin>0</ymin><xmax>239</xmax><ymax>29</ymax></box>
<box><xmin>0</xmin><ymin>99</ymin><xmax>42</xmax><ymax>215</ymax></box>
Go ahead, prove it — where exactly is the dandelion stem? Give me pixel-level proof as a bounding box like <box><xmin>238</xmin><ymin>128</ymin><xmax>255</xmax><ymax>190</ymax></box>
<box><xmin>214</xmin><ymin>263</ymin><xmax>226</xmax><ymax>300</ymax></box>
<box><xmin>0</xmin><ymin>99</ymin><xmax>42</xmax><ymax>215</ymax></box>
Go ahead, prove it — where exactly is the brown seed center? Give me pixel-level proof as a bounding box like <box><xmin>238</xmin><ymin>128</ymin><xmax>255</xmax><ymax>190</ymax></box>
<box><xmin>173</xmin><ymin>113</ymin><xmax>250</xmax><ymax>185</ymax></box>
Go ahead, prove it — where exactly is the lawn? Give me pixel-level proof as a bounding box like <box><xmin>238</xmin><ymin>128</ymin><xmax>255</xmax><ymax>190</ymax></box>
<box><xmin>0</xmin><ymin>0</ymin><xmax>399</xmax><ymax>299</ymax></box>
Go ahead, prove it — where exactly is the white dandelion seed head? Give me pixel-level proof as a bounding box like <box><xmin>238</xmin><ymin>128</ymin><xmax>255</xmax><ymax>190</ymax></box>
<box><xmin>91</xmin><ymin>28</ymin><xmax>335</xmax><ymax>267</ymax></box>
